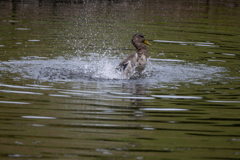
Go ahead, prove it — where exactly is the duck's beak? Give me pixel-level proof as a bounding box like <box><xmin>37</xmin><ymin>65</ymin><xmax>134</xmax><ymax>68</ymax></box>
<box><xmin>143</xmin><ymin>39</ymin><xmax>151</xmax><ymax>46</ymax></box>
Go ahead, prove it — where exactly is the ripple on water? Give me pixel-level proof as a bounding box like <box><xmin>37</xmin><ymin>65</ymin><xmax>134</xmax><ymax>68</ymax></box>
<box><xmin>58</xmin><ymin>91</ymin><xmax>91</xmax><ymax>96</ymax></box>
<box><xmin>0</xmin><ymin>90</ymin><xmax>43</xmax><ymax>95</ymax></box>
<box><xmin>28</xmin><ymin>39</ymin><xmax>40</xmax><ymax>42</ymax></box>
<box><xmin>0</xmin><ymin>83</ymin><xmax>33</xmax><ymax>89</ymax></box>
<box><xmin>140</xmin><ymin>108</ymin><xmax>189</xmax><ymax>111</ymax></box>
<box><xmin>15</xmin><ymin>28</ymin><xmax>31</xmax><ymax>30</ymax></box>
<box><xmin>0</xmin><ymin>101</ymin><xmax>30</xmax><ymax>104</ymax></box>
<box><xmin>22</xmin><ymin>116</ymin><xmax>57</xmax><ymax>119</ymax></box>
<box><xmin>153</xmin><ymin>40</ymin><xmax>218</xmax><ymax>47</ymax></box>
<box><xmin>104</xmin><ymin>95</ymin><xmax>155</xmax><ymax>100</ymax></box>
<box><xmin>151</xmin><ymin>95</ymin><xmax>202</xmax><ymax>100</ymax></box>
<box><xmin>206</xmin><ymin>100</ymin><xmax>240</xmax><ymax>103</ymax></box>
<box><xmin>49</xmin><ymin>94</ymin><xmax>71</xmax><ymax>97</ymax></box>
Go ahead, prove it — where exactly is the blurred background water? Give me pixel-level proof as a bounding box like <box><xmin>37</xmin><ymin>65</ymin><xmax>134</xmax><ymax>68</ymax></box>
<box><xmin>0</xmin><ymin>0</ymin><xmax>240</xmax><ymax>159</ymax></box>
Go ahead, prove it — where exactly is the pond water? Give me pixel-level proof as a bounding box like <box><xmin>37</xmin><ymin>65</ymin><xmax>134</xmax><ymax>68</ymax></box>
<box><xmin>0</xmin><ymin>0</ymin><xmax>240</xmax><ymax>159</ymax></box>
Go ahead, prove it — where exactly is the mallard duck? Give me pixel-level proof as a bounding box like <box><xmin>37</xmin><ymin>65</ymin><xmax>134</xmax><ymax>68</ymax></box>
<box><xmin>116</xmin><ymin>33</ymin><xmax>151</xmax><ymax>78</ymax></box>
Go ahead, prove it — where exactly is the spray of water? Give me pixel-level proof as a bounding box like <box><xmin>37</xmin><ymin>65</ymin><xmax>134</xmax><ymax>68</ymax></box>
<box><xmin>0</xmin><ymin>52</ymin><xmax>226</xmax><ymax>84</ymax></box>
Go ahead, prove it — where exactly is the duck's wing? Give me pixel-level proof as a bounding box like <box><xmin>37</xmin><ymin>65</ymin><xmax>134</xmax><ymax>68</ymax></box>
<box><xmin>116</xmin><ymin>59</ymin><xmax>129</xmax><ymax>72</ymax></box>
<box><xmin>116</xmin><ymin>52</ymin><xmax>137</xmax><ymax>72</ymax></box>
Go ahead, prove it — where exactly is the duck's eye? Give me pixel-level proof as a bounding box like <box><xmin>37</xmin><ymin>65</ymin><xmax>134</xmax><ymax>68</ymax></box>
<box><xmin>140</xmin><ymin>35</ymin><xmax>144</xmax><ymax>38</ymax></box>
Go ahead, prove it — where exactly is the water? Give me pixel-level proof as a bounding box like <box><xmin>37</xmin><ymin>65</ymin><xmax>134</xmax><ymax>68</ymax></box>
<box><xmin>0</xmin><ymin>0</ymin><xmax>240</xmax><ymax>159</ymax></box>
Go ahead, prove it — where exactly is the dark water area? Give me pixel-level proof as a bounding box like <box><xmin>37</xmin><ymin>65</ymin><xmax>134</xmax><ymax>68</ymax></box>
<box><xmin>0</xmin><ymin>0</ymin><xmax>240</xmax><ymax>159</ymax></box>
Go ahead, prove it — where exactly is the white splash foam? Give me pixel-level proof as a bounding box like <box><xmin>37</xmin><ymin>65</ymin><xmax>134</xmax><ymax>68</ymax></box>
<box><xmin>0</xmin><ymin>53</ymin><xmax>227</xmax><ymax>84</ymax></box>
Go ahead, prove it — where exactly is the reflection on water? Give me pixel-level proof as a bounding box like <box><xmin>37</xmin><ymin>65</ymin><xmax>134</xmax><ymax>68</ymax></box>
<box><xmin>0</xmin><ymin>0</ymin><xmax>240</xmax><ymax>159</ymax></box>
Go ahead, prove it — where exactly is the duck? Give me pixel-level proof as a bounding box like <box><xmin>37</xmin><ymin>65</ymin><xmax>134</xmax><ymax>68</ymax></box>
<box><xmin>116</xmin><ymin>33</ymin><xmax>151</xmax><ymax>78</ymax></box>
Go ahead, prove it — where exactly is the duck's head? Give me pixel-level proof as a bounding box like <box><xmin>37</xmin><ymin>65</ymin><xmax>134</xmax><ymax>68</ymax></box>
<box><xmin>132</xmin><ymin>33</ymin><xmax>151</xmax><ymax>48</ymax></box>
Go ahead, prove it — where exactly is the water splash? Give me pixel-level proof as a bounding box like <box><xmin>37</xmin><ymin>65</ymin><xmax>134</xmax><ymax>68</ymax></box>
<box><xmin>1</xmin><ymin>54</ymin><xmax>123</xmax><ymax>81</ymax></box>
<box><xmin>0</xmin><ymin>53</ymin><xmax>226</xmax><ymax>84</ymax></box>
